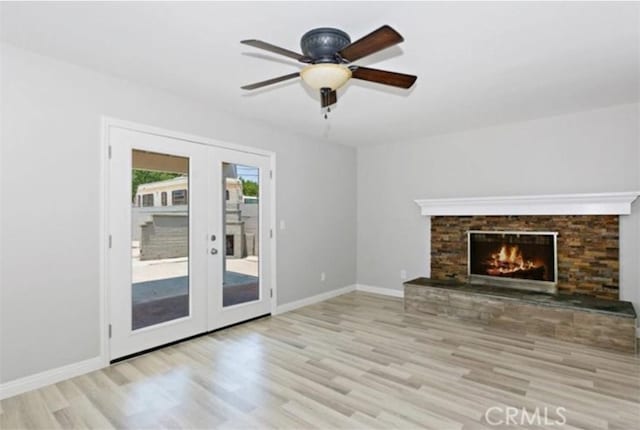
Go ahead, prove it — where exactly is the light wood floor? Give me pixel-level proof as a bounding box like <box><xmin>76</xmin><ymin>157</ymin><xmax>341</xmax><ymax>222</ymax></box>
<box><xmin>1</xmin><ymin>292</ymin><xmax>639</xmax><ymax>429</ymax></box>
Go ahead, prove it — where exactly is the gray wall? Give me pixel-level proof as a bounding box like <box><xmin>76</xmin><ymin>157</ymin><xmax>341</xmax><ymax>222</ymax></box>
<box><xmin>0</xmin><ymin>44</ymin><xmax>357</xmax><ymax>383</ymax></box>
<box><xmin>357</xmin><ymin>102</ymin><xmax>640</xmax><ymax>315</ymax></box>
<box><xmin>1</xmin><ymin>41</ymin><xmax>637</xmax><ymax>385</ymax></box>
<box><xmin>240</xmin><ymin>203</ymin><xmax>258</xmax><ymax>237</ymax></box>
<box><xmin>140</xmin><ymin>214</ymin><xmax>188</xmax><ymax>261</ymax></box>
<box><xmin>240</xmin><ymin>203</ymin><xmax>259</xmax><ymax>256</ymax></box>
<box><xmin>132</xmin><ymin>206</ymin><xmax>186</xmax><ymax>241</ymax></box>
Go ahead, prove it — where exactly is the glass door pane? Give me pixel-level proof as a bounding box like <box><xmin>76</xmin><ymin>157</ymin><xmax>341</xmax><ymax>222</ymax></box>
<box><xmin>222</xmin><ymin>162</ymin><xmax>260</xmax><ymax>307</ymax></box>
<box><xmin>131</xmin><ymin>150</ymin><xmax>190</xmax><ymax>329</ymax></box>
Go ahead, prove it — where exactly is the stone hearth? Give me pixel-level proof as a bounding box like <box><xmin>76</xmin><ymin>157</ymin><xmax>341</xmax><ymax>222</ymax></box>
<box><xmin>404</xmin><ymin>278</ymin><xmax>637</xmax><ymax>353</ymax></box>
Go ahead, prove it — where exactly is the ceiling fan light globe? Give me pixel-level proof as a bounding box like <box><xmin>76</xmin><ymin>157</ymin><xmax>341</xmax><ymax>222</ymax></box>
<box><xmin>300</xmin><ymin>64</ymin><xmax>352</xmax><ymax>91</ymax></box>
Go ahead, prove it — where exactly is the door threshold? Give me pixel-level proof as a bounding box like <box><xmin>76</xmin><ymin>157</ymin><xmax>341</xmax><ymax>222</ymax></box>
<box><xmin>110</xmin><ymin>313</ymin><xmax>271</xmax><ymax>364</ymax></box>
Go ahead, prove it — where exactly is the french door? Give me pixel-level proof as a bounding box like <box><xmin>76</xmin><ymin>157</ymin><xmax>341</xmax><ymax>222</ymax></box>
<box><xmin>108</xmin><ymin>126</ymin><xmax>272</xmax><ymax>360</ymax></box>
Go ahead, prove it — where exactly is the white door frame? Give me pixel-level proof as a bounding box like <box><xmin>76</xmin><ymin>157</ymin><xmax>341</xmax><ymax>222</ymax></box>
<box><xmin>100</xmin><ymin>116</ymin><xmax>277</xmax><ymax>363</ymax></box>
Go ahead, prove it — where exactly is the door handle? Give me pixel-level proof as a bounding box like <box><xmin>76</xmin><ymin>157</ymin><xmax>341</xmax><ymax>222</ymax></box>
<box><xmin>210</xmin><ymin>248</ymin><xmax>218</xmax><ymax>255</ymax></box>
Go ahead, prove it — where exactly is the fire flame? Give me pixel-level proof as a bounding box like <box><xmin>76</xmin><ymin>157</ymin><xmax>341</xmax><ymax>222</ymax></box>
<box><xmin>486</xmin><ymin>244</ymin><xmax>539</xmax><ymax>276</ymax></box>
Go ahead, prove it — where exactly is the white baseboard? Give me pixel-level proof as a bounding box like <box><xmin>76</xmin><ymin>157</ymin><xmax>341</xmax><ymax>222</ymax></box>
<box><xmin>0</xmin><ymin>284</ymin><xmax>404</xmax><ymax>400</ymax></box>
<box><xmin>274</xmin><ymin>284</ymin><xmax>357</xmax><ymax>314</ymax></box>
<box><xmin>3</xmin><ymin>285</ymin><xmax>631</xmax><ymax>401</ymax></box>
<box><xmin>0</xmin><ymin>284</ymin><xmax>358</xmax><ymax>400</ymax></box>
<box><xmin>0</xmin><ymin>355</ymin><xmax>105</xmax><ymax>400</ymax></box>
<box><xmin>356</xmin><ymin>284</ymin><xmax>405</xmax><ymax>298</ymax></box>
<box><xmin>274</xmin><ymin>284</ymin><xmax>405</xmax><ymax>315</ymax></box>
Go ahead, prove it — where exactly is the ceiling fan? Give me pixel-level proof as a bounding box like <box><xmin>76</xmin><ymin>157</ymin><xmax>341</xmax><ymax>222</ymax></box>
<box><xmin>240</xmin><ymin>25</ymin><xmax>417</xmax><ymax>117</ymax></box>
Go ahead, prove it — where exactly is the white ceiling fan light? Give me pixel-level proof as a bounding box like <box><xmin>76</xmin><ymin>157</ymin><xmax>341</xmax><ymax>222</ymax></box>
<box><xmin>299</xmin><ymin>63</ymin><xmax>352</xmax><ymax>90</ymax></box>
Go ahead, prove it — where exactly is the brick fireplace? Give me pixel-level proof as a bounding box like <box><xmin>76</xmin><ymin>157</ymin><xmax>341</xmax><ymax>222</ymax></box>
<box><xmin>407</xmin><ymin>192</ymin><xmax>639</xmax><ymax>352</ymax></box>
<box><xmin>414</xmin><ymin>192</ymin><xmax>640</xmax><ymax>298</ymax></box>
<box><xmin>431</xmin><ymin>215</ymin><xmax>619</xmax><ymax>299</ymax></box>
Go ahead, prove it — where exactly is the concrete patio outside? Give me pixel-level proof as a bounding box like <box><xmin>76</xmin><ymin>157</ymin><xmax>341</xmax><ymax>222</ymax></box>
<box><xmin>131</xmin><ymin>242</ymin><xmax>259</xmax><ymax>329</ymax></box>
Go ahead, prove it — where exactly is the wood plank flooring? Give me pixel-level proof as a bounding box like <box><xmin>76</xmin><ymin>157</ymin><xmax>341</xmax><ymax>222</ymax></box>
<box><xmin>1</xmin><ymin>292</ymin><xmax>639</xmax><ymax>429</ymax></box>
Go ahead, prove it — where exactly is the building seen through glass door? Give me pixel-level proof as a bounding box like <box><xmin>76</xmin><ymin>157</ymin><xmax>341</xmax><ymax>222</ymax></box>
<box><xmin>131</xmin><ymin>150</ymin><xmax>190</xmax><ymax>330</ymax></box>
<box><xmin>222</xmin><ymin>163</ymin><xmax>260</xmax><ymax>307</ymax></box>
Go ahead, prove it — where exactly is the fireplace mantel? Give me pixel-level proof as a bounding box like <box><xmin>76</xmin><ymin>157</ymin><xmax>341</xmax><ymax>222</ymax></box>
<box><xmin>415</xmin><ymin>191</ymin><xmax>640</xmax><ymax>216</ymax></box>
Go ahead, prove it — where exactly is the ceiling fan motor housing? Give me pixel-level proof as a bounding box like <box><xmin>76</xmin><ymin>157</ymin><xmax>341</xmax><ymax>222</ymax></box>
<box><xmin>300</xmin><ymin>28</ymin><xmax>351</xmax><ymax>63</ymax></box>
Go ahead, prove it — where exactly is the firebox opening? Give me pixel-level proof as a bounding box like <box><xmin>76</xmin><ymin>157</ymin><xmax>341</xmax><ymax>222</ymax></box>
<box><xmin>468</xmin><ymin>230</ymin><xmax>557</xmax><ymax>294</ymax></box>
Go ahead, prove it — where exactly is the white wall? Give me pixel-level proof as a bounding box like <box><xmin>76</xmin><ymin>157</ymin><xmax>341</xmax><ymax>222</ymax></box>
<box><xmin>357</xmin><ymin>103</ymin><xmax>640</xmax><ymax>312</ymax></box>
<box><xmin>0</xmin><ymin>44</ymin><xmax>357</xmax><ymax>383</ymax></box>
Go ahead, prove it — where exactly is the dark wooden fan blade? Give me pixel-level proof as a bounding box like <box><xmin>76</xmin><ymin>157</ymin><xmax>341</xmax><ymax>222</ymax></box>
<box><xmin>241</xmin><ymin>39</ymin><xmax>310</xmax><ymax>63</ymax></box>
<box><xmin>350</xmin><ymin>66</ymin><xmax>417</xmax><ymax>89</ymax></box>
<box><xmin>320</xmin><ymin>88</ymin><xmax>337</xmax><ymax>108</ymax></box>
<box><xmin>241</xmin><ymin>72</ymin><xmax>300</xmax><ymax>90</ymax></box>
<box><xmin>338</xmin><ymin>25</ymin><xmax>404</xmax><ymax>62</ymax></box>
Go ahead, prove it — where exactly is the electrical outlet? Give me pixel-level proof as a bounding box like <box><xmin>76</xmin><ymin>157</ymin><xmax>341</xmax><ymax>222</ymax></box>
<box><xmin>400</xmin><ymin>270</ymin><xmax>407</xmax><ymax>280</ymax></box>
<box><xmin>321</xmin><ymin>272</ymin><xmax>326</xmax><ymax>282</ymax></box>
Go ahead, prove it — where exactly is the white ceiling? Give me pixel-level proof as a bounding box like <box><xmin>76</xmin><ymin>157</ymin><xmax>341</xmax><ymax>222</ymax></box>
<box><xmin>1</xmin><ymin>1</ymin><xmax>638</xmax><ymax>146</ymax></box>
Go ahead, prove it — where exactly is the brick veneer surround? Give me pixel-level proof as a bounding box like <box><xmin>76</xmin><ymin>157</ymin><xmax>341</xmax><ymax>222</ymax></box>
<box><xmin>430</xmin><ymin>215</ymin><xmax>619</xmax><ymax>299</ymax></box>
